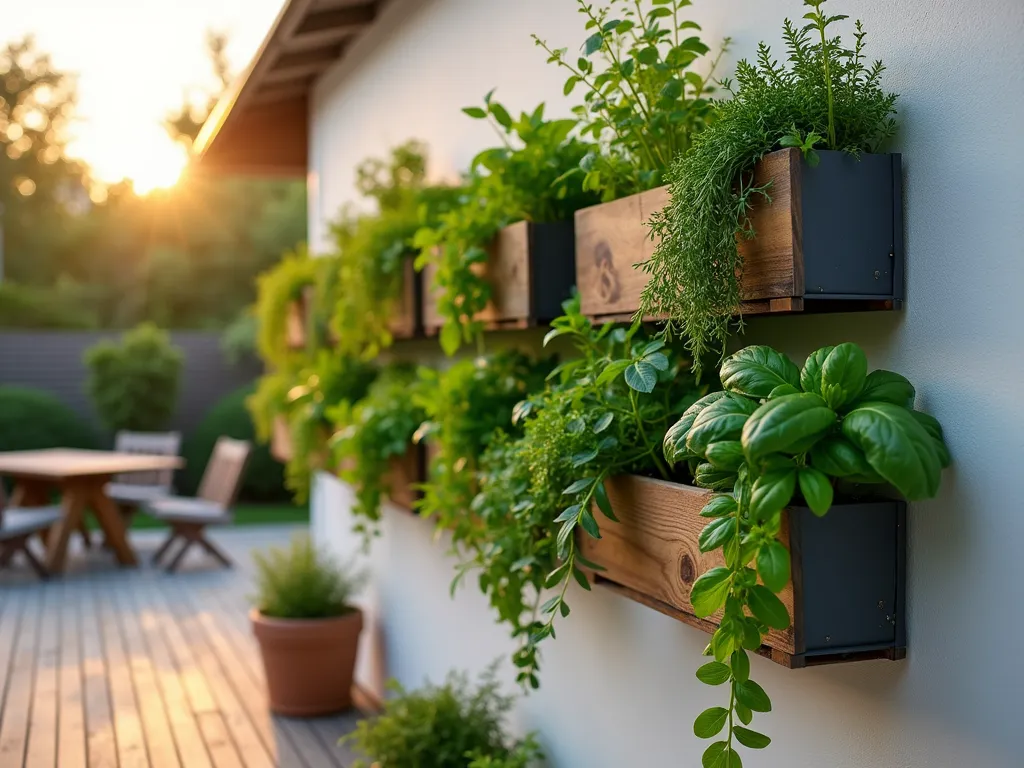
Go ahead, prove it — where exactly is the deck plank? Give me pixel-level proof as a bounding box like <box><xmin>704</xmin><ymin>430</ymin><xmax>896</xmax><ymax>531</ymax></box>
<box><xmin>25</xmin><ymin>583</ymin><xmax>60</xmax><ymax>767</ymax></box>
<box><xmin>0</xmin><ymin>525</ymin><xmax>363</xmax><ymax>768</ymax></box>
<box><xmin>57</xmin><ymin>580</ymin><xmax>88</xmax><ymax>768</ymax></box>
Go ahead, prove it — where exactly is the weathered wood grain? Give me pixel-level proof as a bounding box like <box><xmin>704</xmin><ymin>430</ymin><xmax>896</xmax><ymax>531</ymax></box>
<box><xmin>574</xmin><ymin>148</ymin><xmax>807</xmax><ymax>321</ymax></box>
<box><xmin>388</xmin><ymin>257</ymin><xmax>420</xmax><ymax>340</ymax></box>
<box><xmin>578</xmin><ymin>474</ymin><xmax>796</xmax><ymax>655</ymax></box>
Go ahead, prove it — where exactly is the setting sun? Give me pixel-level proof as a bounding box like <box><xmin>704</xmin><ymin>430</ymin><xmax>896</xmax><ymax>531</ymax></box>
<box><xmin>71</xmin><ymin>124</ymin><xmax>190</xmax><ymax>195</ymax></box>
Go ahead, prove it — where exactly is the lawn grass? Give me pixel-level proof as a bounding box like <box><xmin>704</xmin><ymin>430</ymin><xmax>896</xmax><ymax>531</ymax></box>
<box><xmin>87</xmin><ymin>503</ymin><xmax>309</xmax><ymax>530</ymax></box>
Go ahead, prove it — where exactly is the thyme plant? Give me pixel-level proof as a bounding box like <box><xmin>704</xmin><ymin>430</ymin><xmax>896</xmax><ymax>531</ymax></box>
<box><xmin>640</xmin><ymin>0</ymin><xmax>899</xmax><ymax>370</ymax></box>
<box><xmin>534</xmin><ymin>0</ymin><xmax>727</xmax><ymax>197</ymax></box>
<box><xmin>664</xmin><ymin>343</ymin><xmax>950</xmax><ymax>766</ymax></box>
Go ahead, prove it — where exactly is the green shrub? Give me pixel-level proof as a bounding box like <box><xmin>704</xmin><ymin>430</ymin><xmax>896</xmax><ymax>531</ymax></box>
<box><xmin>252</xmin><ymin>535</ymin><xmax>363</xmax><ymax>619</ymax></box>
<box><xmin>0</xmin><ymin>281</ymin><xmax>100</xmax><ymax>329</ymax></box>
<box><xmin>84</xmin><ymin>323</ymin><xmax>184</xmax><ymax>432</ymax></box>
<box><xmin>0</xmin><ymin>386</ymin><xmax>96</xmax><ymax>452</ymax></box>
<box><xmin>343</xmin><ymin>666</ymin><xmax>543</xmax><ymax>768</ymax></box>
<box><xmin>182</xmin><ymin>384</ymin><xmax>289</xmax><ymax>502</ymax></box>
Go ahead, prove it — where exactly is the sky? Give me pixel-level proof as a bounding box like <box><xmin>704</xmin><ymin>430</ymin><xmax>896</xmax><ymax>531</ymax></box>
<box><xmin>2</xmin><ymin>0</ymin><xmax>288</xmax><ymax>192</ymax></box>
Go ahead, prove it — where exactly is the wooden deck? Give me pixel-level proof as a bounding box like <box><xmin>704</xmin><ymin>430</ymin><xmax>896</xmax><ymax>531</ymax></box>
<box><xmin>0</xmin><ymin>525</ymin><xmax>365</xmax><ymax>768</ymax></box>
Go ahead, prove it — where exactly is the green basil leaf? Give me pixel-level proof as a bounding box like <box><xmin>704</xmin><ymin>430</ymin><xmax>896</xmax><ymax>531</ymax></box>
<box><xmin>742</xmin><ymin>393</ymin><xmax>836</xmax><ymax>461</ymax></box>
<box><xmin>734</xmin><ymin>727</ymin><xmax>771</xmax><ymax>750</ymax></box>
<box><xmin>699</xmin><ymin>517</ymin><xmax>736</xmax><ymax>553</ymax></box>
<box><xmin>820</xmin><ymin>342</ymin><xmax>868</xmax><ymax>410</ymax></box>
<box><xmin>593</xmin><ymin>480</ymin><xmax>618</xmax><ymax>522</ymax></box>
<box><xmin>721</xmin><ymin>346</ymin><xmax>801</xmax><ymax>398</ymax></box>
<box><xmin>808</xmin><ymin>435</ymin><xmax>874</xmax><ymax>478</ymax></box>
<box><xmin>700</xmin><ymin>494</ymin><xmax>737</xmax><ymax>518</ymax></box>
<box><xmin>461</xmin><ymin>106</ymin><xmax>487</xmax><ymax>119</ymax></box>
<box><xmin>439</xmin><ymin>322</ymin><xmax>462</xmax><ymax>356</ymax></box>
<box><xmin>687</xmin><ymin>394</ymin><xmax>759</xmax><ymax>456</ymax></box>
<box><xmin>730</xmin><ymin>649</ymin><xmax>750</xmax><ymax>683</ymax></box>
<box><xmin>663</xmin><ymin>392</ymin><xmax>730</xmax><ymax>465</ymax></box>
<box><xmin>800</xmin><ymin>345</ymin><xmax>834</xmax><ymax>395</ymax></box>
<box><xmin>694</xmin><ymin>463</ymin><xmax>738</xmax><ymax>492</ymax></box>
<box><xmin>734</xmin><ymin>679</ymin><xmax>772</xmax><ymax>712</ymax></box>
<box><xmin>798</xmin><ymin>467</ymin><xmax>834</xmax><ymax>516</ymax></box>
<box><xmin>768</xmin><ymin>383</ymin><xmax>800</xmax><ymax>400</ymax></box>
<box><xmin>747</xmin><ymin>585</ymin><xmax>791</xmax><ymax>630</ymax></box>
<box><xmin>843</xmin><ymin>402</ymin><xmax>943</xmax><ymax>500</ymax></box>
<box><xmin>624</xmin><ymin>360</ymin><xmax>658</xmax><ymax>393</ymax></box>
<box><xmin>690</xmin><ymin>566</ymin><xmax>732</xmax><ymax>617</ymax></box>
<box><xmin>694</xmin><ymin>707</ymin><xmax>729</xmax><ymax>738</ymax></box>
<box><xmin>702</xmin><ymin>741</ymin><xmax>742</xmax><ymax>768</ymax></box>
<box><xmin>910</xmin><ymin>410</ymin><xmax>951</xmax><ymax>468</ymax></box>
<box><xmin>705</xmin><ymin>441</ymin><xmax>745</xmax><ymax>471</ymax></box>
<box><xmin>695</xmin><ymin>661</ymin><xmax>731</xmax><ymax>686</ymax></box>
<box><xmin>740</xmin><ymin>618</ymin><xmax>763</xmax><ymax>651</ymax></box>
<box><xmin>855</xmin><ymin>369</ymin><xmax>916</xmax><ymax>408</ymax></box>
<box><xmin>756</xmin><ymin>540</ymin><xmax>791</xmax><ymax>593</ymax></box>
<box><xmin>749</xmin><ymin>468</ymin><xmax>796</xmax><ymax>521</ymax></box>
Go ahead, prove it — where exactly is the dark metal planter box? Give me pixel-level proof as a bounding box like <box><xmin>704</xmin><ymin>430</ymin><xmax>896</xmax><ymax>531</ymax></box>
<box><xmin>422</xmin><ymin>220</ymin><xmax>576</xmax><ymax>333</ymax></box>
<box><xmin>579</xmin><ymin>475</ymin><xmax>907</xmax><ymax>669</ymax></box>
<box><xmin>574</xmin><ymin>147</ymin><xmax>904</xmax><ymax>322</ymax></box>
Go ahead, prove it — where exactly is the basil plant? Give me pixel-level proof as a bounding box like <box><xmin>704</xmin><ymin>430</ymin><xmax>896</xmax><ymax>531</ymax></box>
<box><xmin>663</xmin><ymin>343</ymin><xmax>950</xmax><ymax>767</ymax></box>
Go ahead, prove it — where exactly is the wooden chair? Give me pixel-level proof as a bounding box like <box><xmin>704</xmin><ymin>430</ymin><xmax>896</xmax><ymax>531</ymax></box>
<box><xmin>105</xmin><ymin>430</ymin><xmax>182</xmax><ymax>518</ymax></box>
<box><xmin>0</xmin><ymin>484</ymin><xmax>61</xmax><ymax>579</ymax></box>
<box><xmin>145</xmin><ymin>437</ymin><xmax>251</xmax><ymax>573</ymax></box>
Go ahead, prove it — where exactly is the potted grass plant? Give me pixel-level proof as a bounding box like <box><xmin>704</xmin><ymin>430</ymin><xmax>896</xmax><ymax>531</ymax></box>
<box><xmin>251</xmin><ymin>535</ymin><xmax>366</xmax><ymax>716</ymax></box>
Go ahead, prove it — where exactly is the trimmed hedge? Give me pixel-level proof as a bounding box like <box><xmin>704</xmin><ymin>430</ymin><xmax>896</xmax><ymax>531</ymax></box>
<box><xmin>0</xmin><ymin>386</ymin><xmax>96</xmax><ymax>452</ymax></box>
<box><xmin>181</xmin><ymin>384</ymin><xmax>289</xmax><ymax>502</ymax></box>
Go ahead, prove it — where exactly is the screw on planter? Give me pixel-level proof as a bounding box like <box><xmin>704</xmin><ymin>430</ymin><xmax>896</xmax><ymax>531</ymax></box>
<box><xmin>874</xmin><ymin>270</ymin><xmax>881</xmax><ymax>280</ymax></box>
<box><xmin>679</xmin><ymin>554</ymin><xmax>695</xmax><ymax>586</ymax></box>
<box><xmin>878</xmin><ymin>600</ymin><xmax>885</xmax><ymax>609</ymax></box>
<box><xmin>825</xmin><ymin>635</ymin><xmax>831</xmax><ymax>643</ymax></box>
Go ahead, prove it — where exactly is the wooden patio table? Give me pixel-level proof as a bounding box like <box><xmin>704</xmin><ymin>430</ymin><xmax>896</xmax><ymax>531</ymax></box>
<box><xmin>0</xmin><ymin>448</ymin><xmax>184</xmax><ymax>574</ymax></box>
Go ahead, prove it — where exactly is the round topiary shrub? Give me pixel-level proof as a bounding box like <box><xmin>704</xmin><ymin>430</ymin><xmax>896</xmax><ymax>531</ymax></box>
<box><xmin>182</xmin><ymin>384</ymin><xmax>289</xmax><ymax>502</ymax></box>
<box><xmin>0</xmin><ymin>386</ymin><xmax>97</xmax><ymax>452</ymax></box>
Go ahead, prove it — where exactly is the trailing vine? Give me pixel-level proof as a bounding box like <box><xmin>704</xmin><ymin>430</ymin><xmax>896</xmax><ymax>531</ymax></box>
<box><xmin>253</xmin><ymin>246</ymin><xmax>320</xmax><ymax>369</ymax></box>
<box><xmin>459</xmin><ymin>297</ymin><xmax>703</xmax><ymax>686</ymax></box>
<box><xmin>331</xmin><ymin>141</ymin><xmax>459</xmax><ymax>360</ymax></box>
<box><xmin>330</xmin><ymin>364</ymin><xmax>426</xmax><ymax>539</ymax></box>
<box><xmin>534</xmin><ymin>0</ymin><xmax>727</xmax><ymax>197</ymax></box>
<box><xmin>663</xmin><ymin>343</ymin><xmax>950</xmax><ymax>765</ymax></box>
<box><xmin>414</xmin><ymin>351</ymin><xmax>551</xmax><ymax>549</ymax></box>
<box><xmin>413</xmin><ymin>94</ymin><xmax>599</xmax><ymax>356</ymax></box>
<box><xmin>639</xmin><ymin>0</ymin><xmax>899</xmax><ymax>371</ymax></box>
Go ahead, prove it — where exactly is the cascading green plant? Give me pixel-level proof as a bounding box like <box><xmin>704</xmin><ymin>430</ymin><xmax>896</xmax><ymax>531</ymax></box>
<box><xmin>640</xmin><ymin>0</ymin><xmax>899</xmax><ymax>371</ymax></box>
<box><xmin>413</xmin><ymin>94</ymin><xmax>599</xmax><ymax>356</ymax></box>
<box><xmin>534</xmin><ymin>0</ymin><xmax>727</xmax><ymax>197</ymax></box>
<box><xmin>663</xmin><ymin>343</ymin><xmax>950</xmax><ymax>766</ymax></box>
<box><xmin>414</xmin><ymin>351</ymin><xmax>551</xmax><ymax>549</ymax></box>
<box><xmin>328</xmin><ymin>364</ymin><xmax>425</xmax><ymax>538</ymax></box>
<box><xmin>459</xmin><ymin>296</ymin><xmax>704</xmax><ymax>687</ymax></box>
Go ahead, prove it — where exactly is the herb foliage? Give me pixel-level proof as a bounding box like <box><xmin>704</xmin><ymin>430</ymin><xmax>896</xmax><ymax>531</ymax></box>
<box><xmin>342</xmin><ymin>665</ymin><xmax>543</xmax><ymax>768</ymax></box>
<box><xmin>534</xmin><ymin>0</ymin><xmax>727</xmax><ymax>198</ymax></box>
<box><xmin>253</xmin><ymin>534</ymin><xmax>364</xmax><ymax>620</ymax></box>
<box><xmin>640</xmin><ymin>0</ymin><xmax>899</xmax><ymax>370</ymax></box>
<box><xmin>414</xmin><ymin>94</ymin><xmax>600</xmax><ymax>356</ymax></box>
<box><xmin>330</xmin><ymin>364</ymin><xmax>426</xmax><ymax>539</ymax></box>
<box><xmin>664</xmin><ymin>343</ymin><xmax>949</xmax><ymax>765</ymax></box>
<box><xmin>458</xmin><ymin>297</ymin><xmax>703</xmax><ymax>686</ymax></box>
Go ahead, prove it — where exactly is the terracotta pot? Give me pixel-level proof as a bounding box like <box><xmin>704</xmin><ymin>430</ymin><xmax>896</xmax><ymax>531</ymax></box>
<box><xmin>250</xmin><ymin>607</ymin><xmax>363</xmax><ymax>717</ymax></box>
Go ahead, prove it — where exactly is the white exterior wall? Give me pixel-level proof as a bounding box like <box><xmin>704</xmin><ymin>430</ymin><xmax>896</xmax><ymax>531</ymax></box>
<box><xmin>307</xmin><ymin>1</ymin><xmax>1024</xmax><ymax>765</ymax></box>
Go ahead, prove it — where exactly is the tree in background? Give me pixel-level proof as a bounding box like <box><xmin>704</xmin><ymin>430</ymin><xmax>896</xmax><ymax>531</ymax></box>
<box><xmin>0</xmin><ymin>33</ymin><xmax>307</xmax><ymax>333</ymax></box>
<box><xmin>84</xmin><ymin>323</ymin><xmax>184</xmax><ymax>432</ymax></box>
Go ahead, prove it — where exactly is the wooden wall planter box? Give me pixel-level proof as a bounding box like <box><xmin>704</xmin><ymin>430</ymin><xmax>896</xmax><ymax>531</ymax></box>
<box><xmin>338</xmin><ymin>443</ymin><xmax>427</xmax><ymax>513</ymax></box>
<box><xmin>422</xmin><ymin>220</ymin><xmax>576</xmax><ymax>334</ymax></box>
<box><xmin>388</xmin><ymin>258</ymin><xmax>423</xmax><ymax>341</ymax></box>
<box><xmin>579</xmin><ymin>475</ymin><xmax>906</xmax><ymax>668</ymax></box>
<box><xmin>574</xmin><ymin>148</ymin><xmax>904</xmax><ymax>322</ymax></box>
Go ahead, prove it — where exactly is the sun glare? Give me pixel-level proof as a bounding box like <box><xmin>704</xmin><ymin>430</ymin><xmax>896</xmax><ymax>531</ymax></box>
<box><xmin>128</xmin><ymin>140</ymin><xmax>189</xmax><ymax>195</ymax></box>
<box><xmin>70</xmin><ymin>125</ymin><xmax>190</xmax><ymax>196</ymax></box>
